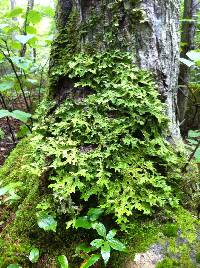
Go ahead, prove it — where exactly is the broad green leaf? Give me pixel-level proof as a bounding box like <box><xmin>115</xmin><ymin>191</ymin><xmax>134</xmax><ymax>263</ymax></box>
<box><xmin>90</xmin><ymin>239</ymin><xmax>104</xmax><ymax>248</ymax></box>
<box><xmin>106</xmin><ymin>229</ymin><xmax>117</xmax><ymax>240</ymax></box>
<box><xmin>188</xmin><ymin>130</ymin><xmax>200</xmax><ymax>138</ymax></box>
<box><xmin>0</xmin><ymin>23</ymin><xmax>9</xmax><ymax>29</ymax></box>
<box><xmin>0</xmin><ymin>109</ymin><xmax>12</xmax><ymax>118</ymax></box>
<box><xmin>87</xmin><ymin>208</ymin><xmax>104</xmax><ymax>221</ymax></box>
<box><xmin>74</xmin><ymin>217</ymin><xmax>91</xmax><ymax>229</ymax></box>
<box><xmin>15</xmin><ymin>34</ymin><xmax>35</xmax><ymax>45</ymax></box>
<box><xmin>7</xmin><ymin>264</ymin><xmax>22</xmax><ymax>268</ymax></box>
<box><xmin>8</xmin><ymin>40</ymin><xmax>21</xmax><ymax>50</ymax></box>
<box><xmin>29</xmin><ymin>247</ymin><xmax>39</xmax><ymax>263</ymax></box>
<box><xmin>76</xmin><ymin>243</ymin><xmax>94</xmax><ymax>254</ymax></box>
<box><xmin>27</xmin><ymin>10</ymin><xmax>42</xmax><ymax>24</ymax></box>
<box><xmin>101</xmin><ymin>242</ymin><xmax>110</xmax><ymax>265</ymax></box>
<box><xmin>187</xmin><ymin>50</ymin><xmax>200</xmax><ymax>61</ymax></box>
<box><xmin>0</xmin><ymin>81</ymin><xmax>14</xmax><ymax>91</ymax></box>
<box><xmin>41</xmin><ymin>6</ymin><xmax>55</xmax><ymax>17</ymax></box>
<box><xmin>179</xmin><ymin>58</ymin><xmax>194</xmax><ymax>67</ymax></box>
<box><xmin>6</xmin><ymin>7</ymin><xmax>23</xmax><ymax>18</ymax></box>
<box><xmin>92</xmin><ymin>222</ymin><xmax>106</xmax><ymax>237</ymax></box>
<box><xmin>57</xmin><ymin>255</ymin><xmax>69</xmax><ymax>268</ymax></box>
<box><xmin>26</xmin><ymin>25</ymin><xmax>37</xmax><ymax>34</ymax></box>
<box><xmin>10</xmin><ymin>56</ymin><xmax>32</xmax><ymax>70</ymax></box>
<box><xmin>0</xmin><ymin>186</ymin><xmax>9</xmax><ymax>196</ymax></box>
<box><xmin>80</xmin><ymin>254</ymin><xmax>100</xmax><ymax>268</ymax></box>
<box><xmin>11</xmin><ymin>110</ymin><xmax>31</xmax><ymax>123</ymax></box>
<box><xmin>194</xmin><ymin>148</ymin><xmax>200</xmax><ymax>162</ymax></box>
<box><xmin>107</xmin><ymin>238</ymin><xmax>126</xmax><ymax>252</ymax></box>
<box><xmin>37</xmin><ymin>213</ymin><xmax>57</xmax><ymax>232</ymax></box>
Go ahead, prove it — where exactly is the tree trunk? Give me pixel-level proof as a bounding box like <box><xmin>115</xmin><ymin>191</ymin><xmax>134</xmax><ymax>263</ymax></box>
<box><xmin>20</xmin><ymin>0</ymin><xmax>35</xmax><ymax>57</ymax></box>
<box><xmin>50</xmin><ymin>0</ymin><xmax>181</xmax><ymax>139</ymax></box>
<box><xmin>178</xmin><ymin>0</ymin><xmax>199</xmax><ymax>132</ymax></box>
<box><xmin>10</xmin><ymin>0</ymin><xmax>16</xmax><ymax>9</ymax></box>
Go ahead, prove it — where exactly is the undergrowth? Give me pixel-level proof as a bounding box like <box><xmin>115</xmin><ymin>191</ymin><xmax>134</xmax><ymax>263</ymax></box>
<box><xmin>0</xmin><ymin>50</ymin><xmax>190</xmax><ymax>267</ymax></box>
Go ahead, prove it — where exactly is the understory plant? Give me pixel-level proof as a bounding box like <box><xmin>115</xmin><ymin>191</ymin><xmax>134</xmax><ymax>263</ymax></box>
<box><xmin>30</xmin><ymin>50</ymin><xmax>182</xmax><ymax>225</ymax></box>
<box><xmin>2</xmin><ymin>50</ymin><xmax>184</xmax><ymax>266</ymax></box>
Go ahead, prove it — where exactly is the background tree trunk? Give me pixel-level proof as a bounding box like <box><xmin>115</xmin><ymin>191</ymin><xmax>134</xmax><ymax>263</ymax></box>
<box><xmin>50</xmin><ymin>0</ymin><xmax>181</xmax><ymax>139</ymax></box>
<box><xmin>178</xmin><ymin>0</ymin><xmax>199</xmax><ymax>133</ymax></box>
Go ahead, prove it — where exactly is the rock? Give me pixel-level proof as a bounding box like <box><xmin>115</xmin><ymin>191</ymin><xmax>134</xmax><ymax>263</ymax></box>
<box><xmin>125</xmin><ymin>244</ymin><xmax>164</xmax><ymax>268</ymax></box>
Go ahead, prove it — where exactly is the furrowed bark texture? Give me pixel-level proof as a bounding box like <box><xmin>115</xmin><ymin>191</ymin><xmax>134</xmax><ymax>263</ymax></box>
<box><xmin>50</xmin><ymin>0</ymin><xmax>180</xmax><ymax>138</ymax></box>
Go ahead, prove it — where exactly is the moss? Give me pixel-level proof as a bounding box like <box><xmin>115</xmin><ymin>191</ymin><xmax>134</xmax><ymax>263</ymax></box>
<box><xmin>0</xmin><ymin>138</ymin><xmax>40</xmax><ymax>266</ymax></box>
<box><xmin>196</xmin><ymin>252</ymin><xmax>200</xmax><ymax>263</ymax></box>
<box><xmin>0</xmin><ymin>139</ymin><xmax>98</xmax><ymax>267</ymax></box>
<box><xmin>162</xmin><ymin>223</ymin><xmax>179</xmax><ymax>238</ymax></box>
<box><xmin>156</xmin><ymin>258</ymin><xmax>179</xmax><ymax>268</ymax></box>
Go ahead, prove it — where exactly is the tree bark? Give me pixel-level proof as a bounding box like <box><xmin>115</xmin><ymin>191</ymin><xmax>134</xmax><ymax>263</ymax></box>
<box><xmin>20</xmin><ymin>0</ymin><xmax>35</xmax><ymax>57</ymax></box>
<box><xmin>10</xmin><ymin>0</ymin><xmax>16</xmax><ymax>9</ymax></box>
<box><xmin>178</xmin><ymin>0</ymin><xmax>199</xmax><ymax>130</ymax></box>
<box><xmin>50</xmin><ymin>0</ymin><xmax>181</xmax><ymax>139</ymax></box>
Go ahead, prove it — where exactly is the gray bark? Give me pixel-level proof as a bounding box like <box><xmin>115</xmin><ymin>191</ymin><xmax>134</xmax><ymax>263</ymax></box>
<box><xmin>53</xmin><ymin>0</ymin><xmax>181</xmax><ymax>139</ymax></box>
<box><xmin>20</xmin><ymin>0</ymin><xmax>35</xmax><ymax>57</ymax></box>
<box><xmin>10</xmin><ymin>0</ymin><xmax>16</xmax><ymax>9</ymax></box>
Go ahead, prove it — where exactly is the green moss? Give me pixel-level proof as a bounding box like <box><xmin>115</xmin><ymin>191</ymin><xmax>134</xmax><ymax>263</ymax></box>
<box><xmin>162</xmin><ymin>223</ymin><xmax>179</xmax><ymax>237</ymax></box>
<box><xmin>156</xmin><ymin>258</ymin><xmax>179</xmax><ymax>268</ymax></box>
<box><xmin>196</xmin><ymin>252</ymin><xmax>200</xmax><ymax>263</ymax></box>
<box><xmin>0</xmin><ymin>138</ymin><xmax>39</xmax><ymax>266</ymax></box>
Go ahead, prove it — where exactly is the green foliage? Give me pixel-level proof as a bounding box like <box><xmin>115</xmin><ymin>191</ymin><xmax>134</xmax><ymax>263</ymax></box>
<box><xmin>0</xmin><ymin>109</ymin><xmax>31</xmax><ymax>123</ymax></box>
<box><xmin>162</xmin><ymin>223</ymin><xmax>179</xmax><ymax>237</ymax></box>
<box><xmin>73</xmin><ymin>208</ymin><xmax>126</xmax><ymax>266</ymax></box>
<box><xmin>32</xmin><ymin>50</ymin><xmax>181</xmax><ymax>227</ymax></box>
<box><xmin>0</xmin><ymin>127</ymin><xmax>4</xmax><ymax>139</ymax></box>
<box><xmin>7</xmin><ymin>264</ymin><xmax>22</xmax><ymax>268</ymax></box>
<box><xmin>0</xmin><ymin>1</ymin><xmax>55</xmax><ymax>142</ymax></box>
<box><xmin>57</xmin><ymin>255</ymin><xmax>69</xmax><ymax>268</ymax></box>
<box><xmin>156</xmin><ymin>258</ymin><xmax>179</xmax><ymax>268</ymax></box>
<box><xmin>37</xmin><ymin>212</ymin><xmax>57</xmax><ymax>232</ymax></box>
<box><xmin>29</xmin><ymin>247</ymin><xmax>40</xmax><ymax>263</ymax></box>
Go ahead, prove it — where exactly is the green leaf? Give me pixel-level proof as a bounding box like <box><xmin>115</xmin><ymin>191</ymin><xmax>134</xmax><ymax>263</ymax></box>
<box><xmin>15</xmin><ymin>34</ymin><xmax>35</xmax><ymax>45</ymax></box>
<box><xmin>180</xmin><ymin>58</ymin><xmax>194</xmax><ymax>67</ymax></box>
<box><xmin>101</xmin><ymin>242</ymin><xmax>110</xmax><ymax>265</ymax></box>
<box><xmin>106</xmin><ymin>229</ymin><xmax>117</xmax><ymax>240</ymax></box>
<box><xmin>74</xmin><ymin>217</ymin><xmax>92</xmax><ymax>229</ymax></box>
<box><xmin>10</xmin><ymin>56</ymin><xmax>32</xmax><ymax>70</ymax></box>
<box><xmin>188</xmin><ymin>130</ymin><xmax>200</xmax><ymax>138</ymax></box>
<box><xmin>37</xmin><ymin>213</ymin><xmax>57</xmax><ymax>232</ymax></box>
<box><xmin>0</xmin><ymin>109</ymin><xmax>12</xmax><ymax>118</ymax></box>
<box><xmin>90</xmin><ymin>239</ymin><xmax>104</xmax><ymax>248</ymax></box>
<box><xmin>26</xmin><ymin>26</ymin><xmax>37</xmax><ymax>34</ymax></box>
<box><xmin>0</xmin><ymin>186</ymin><xmax>9</xmax><ymax>196</ymax></box>
<box><xmin>187</xmin><ymin>50</ymin><xmax>200</xmax><ymax>61</ymax></box>
<box><xmin>7</xmin><ymin>7</ymin><xmax>23</xmax><ymax>18</ymax></box>
<box><xmin>57</xmin><ymin>255</ymin><xmax>69</xmax><ymax>268</ymax></box>
<box><xmin>76</xmin><ymin>243</ymin><xmax>94</xmax><ymax>254</ymax></box>
<box><xmin>87</xmin><ymin>208</ymin><xmax>104</xmax><ymax>221</ymax></box>
<box><xmin>7</xmin><ymin>265</ymin><xmax>22</xmax><ymax>268</ymax></box>
<box><xmin>194</xmin><ymin>148</ymin><xmax>200</xmax><ymax>162</ymax></box>
<box><xmin>29</xmin><ymin>247</ymin><xmax>40</xmax><ymax>263</ymax></box>
<box><xmin>0</xmin><ymin>81</ymin><xmax>14</xmax><ymax>92</ymax></box>
<box><xmin>27</xmin><ymin>10</ymin><xmax>42</xmax><ymax>24</ymax></box>
<box><xmin>11</xmin><ymin>110</ymin><xmax>31</xmax><ymax>123</ymax></box>
<box><xmin>92</xmin><ymin>222</ymin><xmax>106</xmax><ymax>237</ymax></box>
<box><xmin>107</xmin><ymin>238</ymin><xmax>126</xmax><ymax>252</ymax></box>
<box><xmin>80</xmin><ymin>254</ymin><xmax>100</xmax><ymax>268</ymax></box>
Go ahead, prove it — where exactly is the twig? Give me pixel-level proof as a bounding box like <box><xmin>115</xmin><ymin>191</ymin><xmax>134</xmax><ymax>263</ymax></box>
<box><xmin>182</xmin><ymin>138</ymin><xmax>200</xmax><ymax>173</ymax></box>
